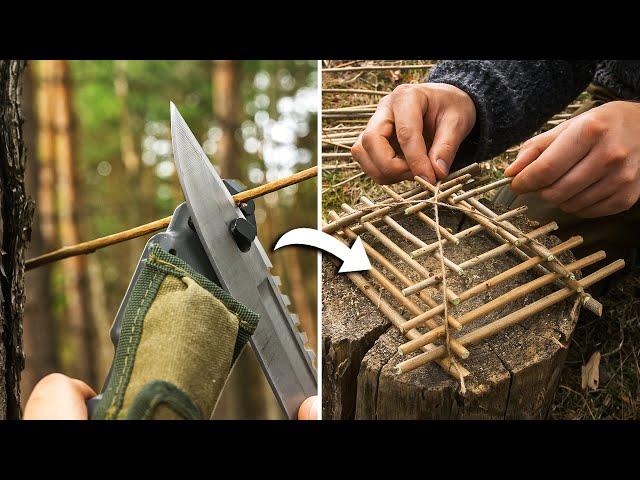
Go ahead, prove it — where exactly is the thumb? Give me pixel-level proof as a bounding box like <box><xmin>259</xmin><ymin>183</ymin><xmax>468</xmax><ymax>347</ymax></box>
<box><xmin>427</xmin><ymin>113</ymin><xmax>470</xmax><ymax>180</ymax></box>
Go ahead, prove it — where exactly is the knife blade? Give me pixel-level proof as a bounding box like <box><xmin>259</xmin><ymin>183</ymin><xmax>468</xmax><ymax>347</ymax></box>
<box><xmin>170</xmin><ymin>102</ymin><xmax>317</xmax><ymax>419</ymax></box>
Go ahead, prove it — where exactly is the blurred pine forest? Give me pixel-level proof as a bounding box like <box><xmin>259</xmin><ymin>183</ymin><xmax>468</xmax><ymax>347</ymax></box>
<box><xmin>22</xmin><ymin>60</ymin><xmax>317</xmax><ymax>419</ymax></box>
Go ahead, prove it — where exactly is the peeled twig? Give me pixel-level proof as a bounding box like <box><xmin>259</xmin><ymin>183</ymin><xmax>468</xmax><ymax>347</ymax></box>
<box><xmin>399</xmin><ymin>250</ymin><xmax>606</xmax><ymax>355</ymax></box>
<box><xmin>323</xmin><ymin>64</ymin><xmax>436</xmax><ymax>73</ymax></box>
<box><xmin>26</xmin><ymin>165</ymin><xmax>318</xmax><ymax>270</ymax></box>
<box><xmin>395</xmin><ymin>259</ymin><xmax>626</xmax><ymax>374</ymax></box>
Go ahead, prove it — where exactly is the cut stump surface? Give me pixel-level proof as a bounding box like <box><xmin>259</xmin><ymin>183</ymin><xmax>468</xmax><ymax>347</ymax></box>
<box><xmin>322</xmin><ymin>203</ymin><xmax>581</xmax><ymax>420</ymax></box>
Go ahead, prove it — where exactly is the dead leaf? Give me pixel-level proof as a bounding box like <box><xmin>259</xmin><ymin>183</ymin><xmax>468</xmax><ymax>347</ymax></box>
<box><xmin>581</xmin><ymin>351</ymin><xmax>601</xmax><ymax>391</ymax></box>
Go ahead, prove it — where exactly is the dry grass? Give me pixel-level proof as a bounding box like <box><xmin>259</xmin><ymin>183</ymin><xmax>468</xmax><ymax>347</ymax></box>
<box><xmin>322</xmin><ymin>59</ymin><xmax>640</xmax><ymax>419</ymax></box>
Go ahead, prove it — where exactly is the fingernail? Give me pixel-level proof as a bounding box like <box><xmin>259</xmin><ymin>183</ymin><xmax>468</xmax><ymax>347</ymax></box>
<box><xmin>310</xmin><ymin>398</ymin><xmax>319</xmax><ymax>420</ymax></box>
<box><xmin>420</xmin><ymin>175</ymin><xmax>434</xmax><ymax>184</ymax></box>
<box><xmin>436</xmin><ymin>158</ymin><xmax>448</xmax><ymax>174</ymax></box>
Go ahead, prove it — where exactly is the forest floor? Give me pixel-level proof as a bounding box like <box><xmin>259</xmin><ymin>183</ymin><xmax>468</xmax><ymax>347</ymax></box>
<box><xmin>321</xmin><ymin>60</ymin><xmax>640</xmax><ymax>420</ymax></box>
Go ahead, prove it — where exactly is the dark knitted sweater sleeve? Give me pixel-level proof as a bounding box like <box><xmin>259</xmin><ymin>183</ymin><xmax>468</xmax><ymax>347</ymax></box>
<box><xmin>428</xmin><ymin>60</ymin><xmax>596</xmax><ymax>167</ymax></box>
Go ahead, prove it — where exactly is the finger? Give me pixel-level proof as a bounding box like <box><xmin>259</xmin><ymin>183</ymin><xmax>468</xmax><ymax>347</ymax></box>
<box><xmin>357</xmin><ymin>104</ymin><xmax>413</xmax><ymax>184</ymax></box>
<box><xmin>298</xmin><ymin>396</ymin><xmax>319</xmax><ymax>420</ymax></box>
<box><xmin>537</xmin><ymin>149</ymin><xmax>608</xmax><ymax>205</ymax></box>
<box><xmin>504</xmin><ymin>120</ymin><xmax>572</xmax><ymax>178</ymax></box>
<box><xmin>428</xmin><ymin>110</ymin><xmax>471</xmax><ymax>179</ymax></box>
<box><xmin>351</xmin><ymin>139</ymin><xmax>384</xmax><ymax>182</ymax></box>
<box><xmin>391</xmin><ymin>91</ymin><xmax>436</xmax><ymax>183</ymax></box>
<box><xmin>510</xmin><ymin>119</ymin><xmax>597</xmax><ymax>194</ymax></box>
<box><xmin>357</xmin><ymin>134</ymin><xmax>412</xmax><ymax>184</ymax></box>
<box><xmin>71</xmin><ymin>378</ymin><xmax>97</xmax><ymax>399</ymax></box>
<box><xmin>557</xmin><ymin>176</ymin><xmax>618</xmax><ymax>213</ymax></box>
<box><xmin>573</xmin><ymin>193</ymin><xmax>632</xmax><ymax>218</ymax></box>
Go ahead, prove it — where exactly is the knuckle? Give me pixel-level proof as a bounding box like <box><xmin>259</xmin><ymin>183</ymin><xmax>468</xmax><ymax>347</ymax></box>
<box><xmin>395</xmin><ymin>125</ymin><xmax>416</xmax><ymax>144</ymax></box>
<box><xmin>606</xmin><ymin>145</ymin><xmax>629</xmax><ymax>164</ymax></box>
<box><xmin>539</xmin><ymin>187</ymin><xmax>559</xmax><ymax>204</ymax></box>
<box><xmin>581</xmin><ymin>115</ymin><xmax>607</xmax><ymax>139</ymax></box>
<box><xmin>618</xmin><ymin>168</ymin><xmax>636</xmax><ymax>185</ymax></box>
<box><xmin>393</xmin><ymin>83</ymin><xmax>413</xmax><ymax>95</ymax></box>
<box><xmin>350</xmin><ymin>142</ymin><xmax>365</xmax><ymax>159</ymax></box>
<box><xmin>360</xmin><ymin>132</ymin><xmax>375</xmax><ymax>150</ymax></box>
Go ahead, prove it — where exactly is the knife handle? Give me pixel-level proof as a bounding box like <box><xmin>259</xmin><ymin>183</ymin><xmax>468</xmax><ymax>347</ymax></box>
<box><xmin>87</xmin><ymin>202</ymin><xmax>226</xmax><ymax>418</ymax></box>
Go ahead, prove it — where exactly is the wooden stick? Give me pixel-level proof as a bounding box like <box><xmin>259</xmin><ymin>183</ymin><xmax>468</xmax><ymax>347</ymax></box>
<box><xmin>323</xmin><ymin>64</ymin><xmax>436</xmax><ymax>73</ymax></box>
<box><xmin>26</xmin><ymin>165</ymin><xmax>318</xmax><ymax>271</ymax></box>
<box><xmin>464</xmin><ymin>196</ymin><xmax>582</xmax><ymax>287</ymax></box>
<box><xmin>327</xmin><ymin>211</ymin><xmax>463</xmax><ymax>333</ymax></box>
<box><xmin>451</xmin><ymin>177</ymin><xmax>513</xmax><ymax>203</ymax></box>
<box><xmin>360</xmin><ymin>196</ymin><xmax>465</xmax><ymax>276</ymax></box>
<box><xmin>399</xmin><ymin>250</ymin><xmax>606</xmax><ymax>355</ymax></box>
<box><xmin>457</xmin><ymin>222</ymin><xmax>558</xmax><ymax>270</ymax></box>
<box><xmin>395</xmin><ymin>259</ymin><xmax>626</xmax><ymax>374</ymax></box>
<box><xmin>329</xmin><ymin>229</ymin><xmax>469</xmax><ymax>360</ymax></box>
<box><xmin>322</xmin><ymin>88</ymin><xmax>392</xmax><ymax>96</ymax></box>
<box><xmin>323</xmin><ymin>219</ymin><xmax>468</xmax><ymax>377</ymax></box>
<box><xmin>401</xmin><ymin>235</ymin><xmax>584</xmax><ymax>330</ymax></box>
<box><xmin>404</xmin><ymin>183</ymin><xmax>465</xmax><ymax>215</ymax></box>
<box><xmin>341</xmin><ymin>203</ymin><xmax>461</xmax><ymax>305</ymax></box>
<box><xmin>381</xmin><ymin>185</ymin><xmax>460</xmax><ymax>245</ymax></box>
<box><xmin>402</xmin><ymin>221</ymin><xmax>558</xmax><ymax>297</ymax></box>
<box><xmin>321</xmin><ymin>164</ymin><xmax>479</xmax><ymax>234</ymax></box>
<box><xmin>410</xmin><ymin>206</ymin><xmax>528</xmax><ymax>258</ymax></box>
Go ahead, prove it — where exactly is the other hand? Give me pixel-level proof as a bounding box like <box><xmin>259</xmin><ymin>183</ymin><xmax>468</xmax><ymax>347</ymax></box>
<box><xmin>297</xmin><ymin>395</ymin><xmax>319</xmax><ymax>420</ymax></box>
<box><xmin>23</xmin><ymin>373</ymin><xmax>96</xmax><ymax>420</ymax></box>
<box><xmin>505</xmin><ymin>101</ymin><xmax>640</xmax><ymax>218</ymax></box>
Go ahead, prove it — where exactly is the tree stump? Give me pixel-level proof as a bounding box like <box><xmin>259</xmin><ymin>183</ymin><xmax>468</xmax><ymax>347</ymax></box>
<box><xmin>322</xmin><ymin>203</ymin><xmax>581</xmax><ymax>420</ymax></box>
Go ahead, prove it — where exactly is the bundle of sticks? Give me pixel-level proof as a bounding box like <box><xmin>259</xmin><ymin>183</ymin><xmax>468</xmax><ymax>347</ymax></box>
<box><xmin>322</xmin><ymin>162</ymin><xmax>625</xmax><ymax>380</ymax></box>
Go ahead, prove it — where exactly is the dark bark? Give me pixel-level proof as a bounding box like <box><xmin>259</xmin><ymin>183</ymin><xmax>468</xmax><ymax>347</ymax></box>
<box><xmin>0</xmin><ymin>60</ymin><xmax>32</xmax><ymax>419</ymax></box>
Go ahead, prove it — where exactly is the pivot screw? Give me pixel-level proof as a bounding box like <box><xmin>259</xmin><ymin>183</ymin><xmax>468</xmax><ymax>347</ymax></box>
<box><xmin>229</xmin><ymin>218</ymin><xmax>256</xmax><ymax>252</ymax></box>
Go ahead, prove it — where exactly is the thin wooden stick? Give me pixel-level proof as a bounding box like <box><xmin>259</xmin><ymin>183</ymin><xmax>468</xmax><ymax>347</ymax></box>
<box><xmin>399</xmin><ymin>250</ymin><xmax>606</xmax><ymax>355</ymax></box>
<box><xmin>341</xmin><ymin>203</ymin><xmax>461</xmax><ymax>305</ymax></box>
<box><xmin>410</xmin><ymin>206</ymin><xmax>528</xmax><ymax>258</ymax></box>
<box><xmin>321</xmin><ymin>164</ymin><xmax>479</xmax><ymax>234</ymax></box>
<box><xmin>401</xmin><ymin>235</ymin><xmax>584</xmax><ymax>330</ymax></box>
<box><xmin>26</xmin><ymin>165</ymin><xmax>318</xmax><ymax>271</ymax></box>
<box><xmin>329</xmin><ymin>228</ymin><xmax>469</xmax><ymax>360</ymax></box>
<box><xmin>322</xmin><ymin>88</ymin><xmax>391</xmax><ymax>96</ymax></box>
<box><xmin>324</xmin><ymin>220</ymin><xmax>469</xmax><ymax>378</ymax></box>
<box><xmin>360</xmin><ymin>196</ymin><xmax>464</xmax><ymax>276</ymax></box>
<box><xmin>432</xmin><ymin>181</ymin><xmax>454</xmax><ymax>372</ymax></box>
<box><xmin>381</xmin><ymin>185</ymin><xmax>460</xmax><ymax>245</ymax></box>
<box><xmin>451</xmin><ymin>177</ymin><xmax>513</xmax><ymax>203</ymax></box>
<box><xmin>404</xmin><ymin>183</ymin><xmax>466</xmax><ymax>215</ymax></box>
<box><xmin>327</xmin><ymin>211</ymin><xmax>463</xmax><ymax>333</ymax></box>
<box><xmin>463</xmin><ymin>196</ymin><xmax>582</xmax><ymax>287</ymax></box>
<box><xmin>323</xmin><ymin>64</ymin><xmax>436</xmax><ymax>73</ymax></box>
<box><xmin>395</xmin><ymin>259</ymin><xmax>626</xmax><ymax>374</ymax></box>
<box><xmin>401</xmin><ymin>221</ymin><xmax>558</xmax><ymax>298</ymax></box>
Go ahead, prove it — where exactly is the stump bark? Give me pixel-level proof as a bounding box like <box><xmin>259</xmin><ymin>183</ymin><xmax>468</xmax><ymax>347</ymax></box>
<box><xmin>322</xmin><ymin>203</ymin><xmax>581</xmax><ymax>420</ymax></box>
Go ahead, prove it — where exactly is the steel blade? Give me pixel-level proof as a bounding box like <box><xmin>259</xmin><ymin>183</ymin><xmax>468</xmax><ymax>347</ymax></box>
<box><xmin>170</xmin><ymin>103</ymin><xmax>316</xmax><ymax>419</ymax></box>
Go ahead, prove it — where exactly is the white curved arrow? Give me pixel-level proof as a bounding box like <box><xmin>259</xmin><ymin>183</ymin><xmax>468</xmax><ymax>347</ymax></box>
<box><xmin>274</xmin><ymin>228</ymin><xmax>371</xmax><ymax>273</ymax></box>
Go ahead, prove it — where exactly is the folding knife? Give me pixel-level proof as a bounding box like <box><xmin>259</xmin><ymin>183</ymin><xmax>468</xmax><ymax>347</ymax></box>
<box><xmin>88</xmin><ymin>103</ymin><xmax>317</xmax><ymax>419</ymax></box>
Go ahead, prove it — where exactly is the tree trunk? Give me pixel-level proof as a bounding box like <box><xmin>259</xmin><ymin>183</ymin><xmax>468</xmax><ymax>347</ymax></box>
<box><xmin>0</xmin><ymin>60</ymin><xmax>32</xmax><ymax>419</ymax></box>
<box><xmin>48</xmin><ymin>60</ymin><xmax>96</xmax><ymax>385</ymax></box>
<box><xmin>323</xmin><ymin>207</ymin><xmax>580</xmax><ymax>419</ymax></box>
<box><xmin>21</xmin><ymin>62</ymin><xmax>58</xmax><ymax>401</ymax></box>
<box><xmin>212</xmin><ymin>60</ymin><xmax>242</xmax><ymax>179</ymax></box>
